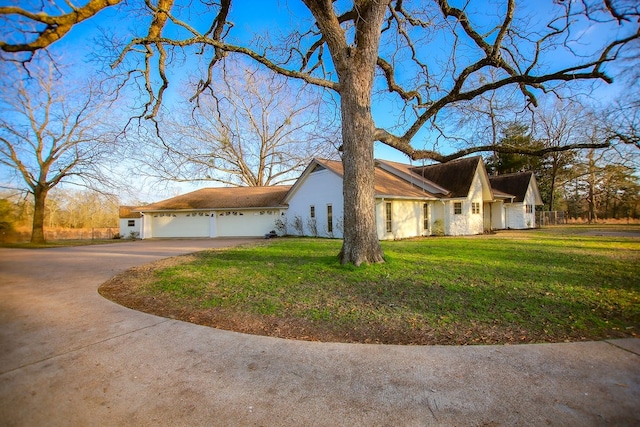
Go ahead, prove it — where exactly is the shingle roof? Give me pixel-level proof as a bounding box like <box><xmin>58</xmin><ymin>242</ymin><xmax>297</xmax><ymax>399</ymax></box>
<box><xmin>410</xmin><ymin>156</ymin><xmax>483</xmax><ymax>198</ymax></box>
<box><xmin>135</xmin><ymin>158</ymin><xmax>535</xmax><ymax>212</ymax></box>
<box><xmin>489</xmin><ymin>172</ymin><xmax>533</xmax><ymax>203</ymax></box>
<box><xmin>135</xmin><ymin>186</ymin><xmax>291</xmax><ymax>211</ymax></box>
<box><xmin>315</xmin><ymin>159</ymin><xmax>440</xmax><ymax>199</ymax></box>
<box><xmin>119</xmin><ymin>206</ymin><xmax>142</xmax><ymax>218</ymax></box>
<box><xmin>375</xmin><ymin>159</ymin><xmax>450</xmax><ymax>196</ymax></box>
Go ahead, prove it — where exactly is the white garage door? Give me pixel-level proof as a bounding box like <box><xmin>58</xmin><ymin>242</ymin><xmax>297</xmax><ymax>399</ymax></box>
<box><xmin>151</xmin><ymin>213</ymin><xmax>210</xmax><ymax>238</ymax></box>
<box><xmin>215</xmin><ymin>210</ymin><xmax>279</xmax><ymax>237</ymax></box>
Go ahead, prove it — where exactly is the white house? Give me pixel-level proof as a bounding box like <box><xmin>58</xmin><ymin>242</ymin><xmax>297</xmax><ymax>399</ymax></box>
<box><xmin>283</xmin><ymin>156</ymin><xmax>536</xmax><ymax>239</ymax></box>
<box><xmin>118</xmin><ymin>206</ymin><xmax>142</xmax><ymax>238</ymax></box>
<box><xmin>489</xmin><ymin>172</ymin><xmax>544</xmax><ymax>230</ymax></box>
<box><xmin>130</xmin><ymin>186</ymin><xmax>290</xmax><ymax>239</ymax></box>
<box><xmin>120</xmin><ymin>156</ymin><xmax>543</xmax><ymax>239</ymax></box>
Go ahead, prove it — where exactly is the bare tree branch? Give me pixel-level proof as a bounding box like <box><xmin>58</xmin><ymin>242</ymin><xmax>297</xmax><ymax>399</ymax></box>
<box><xmin>0</xmin><ymin>0</ymin><xmax>121</xmax><ymax>53</ymax></box>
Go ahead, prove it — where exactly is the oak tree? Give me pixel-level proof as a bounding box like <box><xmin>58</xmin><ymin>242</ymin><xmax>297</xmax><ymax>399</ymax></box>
<box><xmin>0</xmin><ymin>63</ymin><xmax>117</xmax><ymax>243</ymax></box>
<box><xmin>2</xmin><ymin>0</ymin><xmax>638</xmax><ymax>263</ymax></box>
<box><xmin>134</xmin><ymin>61</ymin><xmax>338</xmax><ymax>187</ymax></box>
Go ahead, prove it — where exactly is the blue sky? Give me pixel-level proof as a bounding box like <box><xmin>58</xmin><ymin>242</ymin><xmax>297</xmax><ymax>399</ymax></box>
<box><xmin>3</xmin><ymin>0</ymin><xmax>636</xmax><ymax>202</ymax></box>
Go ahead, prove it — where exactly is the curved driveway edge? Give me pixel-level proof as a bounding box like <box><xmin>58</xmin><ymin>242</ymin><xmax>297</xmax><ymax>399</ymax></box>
<box><xmin>1</xmin><ymin>239</ymin><xmax>638</xmax><ymax>426</ymax></box>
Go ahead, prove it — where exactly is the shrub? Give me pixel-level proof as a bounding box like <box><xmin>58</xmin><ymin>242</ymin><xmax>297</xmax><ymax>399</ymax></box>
<box><xmin>432</xmin><ymin>219</ymin><xmax>444</xmax><ymax>236</ymax></box>
<box><xmin>292</xmin><ymin>215</ymin><xmax>304</xmax><ymax>235</ymax></box>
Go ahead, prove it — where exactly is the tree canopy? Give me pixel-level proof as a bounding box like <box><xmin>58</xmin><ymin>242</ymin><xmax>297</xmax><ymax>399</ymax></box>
<box><xmin>1</xmin><ymin>0</ymin><xmax>638</xmax><ymax>263</ymax></box>
<box><xmin>0</xmin><ymin>63</ymin><xmax>118</xmax><ymax>242</ymax></box>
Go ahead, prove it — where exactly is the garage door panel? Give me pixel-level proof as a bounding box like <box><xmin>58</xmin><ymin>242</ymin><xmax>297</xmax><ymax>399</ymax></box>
<box><xmin>216</xmin><ymin>211</ymin><xmax>279</xmax><ymax>237</ymax></box>
<box><xmin>148</xmin><ymin>210</ymin><xmax>281</xmax><ymax>238</ymax></box>
<box><xmin>152</xmin><ymin>213</ymin><xmax>210</xmax><ymax>238</ymax></box>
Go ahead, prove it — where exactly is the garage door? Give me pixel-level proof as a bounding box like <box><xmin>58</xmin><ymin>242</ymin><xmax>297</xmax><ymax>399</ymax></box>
<box><xmin>151</xmin><ymin>213</ymin><xmax>210</xmax><ymax>238</ymax></box>
<box><xmin>215</xmin><ymin>210</ymin><xmax>280</xmax><ymax>237</ymax></box>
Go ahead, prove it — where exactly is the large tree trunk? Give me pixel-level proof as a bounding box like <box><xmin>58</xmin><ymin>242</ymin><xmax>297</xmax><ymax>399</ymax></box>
<box><xmin>338</xmin><ymin>79</ymin><xmax>384</xmax><ymax>266</ymax></box>
<box><xmin>31</xmin><ymin>186</ymin><xmax>47</xmax><ymax>244</ymax></box>
<box><xmin>301</xmin><ymin>0</ymin><xmax>389</xmax><ymax>265</ymax></box>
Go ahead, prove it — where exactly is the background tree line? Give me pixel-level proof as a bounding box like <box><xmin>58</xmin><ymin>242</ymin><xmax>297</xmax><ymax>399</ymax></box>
<box><xmin>484</xmin><ymin>103</ymin><xmax>639</xmax><ymax>222</ymax></box>
<box><xmin>0</xmin><ymin>189</ymin><xmax>120</xmax><ymax>235</ymax></box>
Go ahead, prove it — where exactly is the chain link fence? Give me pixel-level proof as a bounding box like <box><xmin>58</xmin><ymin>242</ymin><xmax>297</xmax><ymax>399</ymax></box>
<box><xmin>538</xmin><ymin>211</ymin><xmax>567</xmax><ymax>226</ymax></box>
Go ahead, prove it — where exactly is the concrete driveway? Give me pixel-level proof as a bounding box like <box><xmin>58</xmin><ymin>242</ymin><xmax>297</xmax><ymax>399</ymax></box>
<box><xmin>1</xmin><ymin>239</ymin><xmax>638</xmax><ymax>426</ymax></box>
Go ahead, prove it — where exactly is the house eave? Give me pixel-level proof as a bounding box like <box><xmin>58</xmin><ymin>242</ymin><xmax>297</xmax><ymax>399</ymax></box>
<box><xmin>375</xmin><ymin>194</ymin><xmax>440</xmax><ymax>201</ymax></box>
<box><xmin>137</xmin><ymin>206</ymin><xmax>287</xmax><ymax>213</ymax></box>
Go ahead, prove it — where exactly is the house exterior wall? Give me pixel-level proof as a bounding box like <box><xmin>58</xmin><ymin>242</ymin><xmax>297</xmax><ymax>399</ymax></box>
<box><xmin>523</xmin><ymin>186</ymin><xmax>537</xmax><ymax>228</ymax></box>
<box><xmin>504</xmin><ymin>183</ymin><xmax>538</xmax><ymax>229</ymax></box>
<box><xmin>285</xmin><ymin>168</ymin><xmax>344</xmax><ymax>237</ymax></box>
<box><xmin>119</xmin><ymin>218</ymin><xmax>141</xmax><ymax>238</ymax></box>
<box><xmin>430</xmin><ymin>202</ymin><xmax>445</xmax><ymax>235</ymax></box>
<box><xmin>376</xmin><ymin>199</ymin><xmax>429</xmax><ymax>240</ymax></box>
<box><xmin>483</xmin><ymin>201</ymin><xmax>506</xmax><ymax>231</ymax></box>
<box><xmin>490</xmin><ymin>201</ymin><xmax>505</xmax><ymax>230</ymax></box>
<box><xmin>505</xmin><ymin>204</ymin><xmax>525</xmax><ymax>229</ymax></box>
<box><xmin>446</xmin><ymin>168</ymin><xmax>485</xmax><ymax>236</ymax></box>
<box><xmin>447</xmin><ymin>200</ymin><xmax>468</xmax><ymax>236</ymax></box>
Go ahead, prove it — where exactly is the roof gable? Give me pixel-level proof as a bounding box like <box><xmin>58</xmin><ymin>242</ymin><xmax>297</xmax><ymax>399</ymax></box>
<box><xmin>411</xmin><ymin>156</ymin><xmax>484</xmax><ymax>198</ymax></box>
<box><xmin>489</xmin><ymin>172</ymin><xmax>540</xmax><ymax>203</ymax></box>
<box><xmin>136</xmin><ymin>186</ymin><xmax>291</xmax><ymax>211</ymax></box>
<box><xmin>282</xmin><ymin>158</ymin><xmax>344</xmax><ymax>204</ymax></box>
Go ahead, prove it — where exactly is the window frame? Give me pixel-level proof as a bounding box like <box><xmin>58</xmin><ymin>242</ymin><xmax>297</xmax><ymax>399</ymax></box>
<box><xmin>453</xmin><ymin>202</ymin><xmax>462</xmax><ymax>215</ymax></box>
<box><xmin>327</xmin><ymin>204</ymin><xmax>333</xmax><ymax>233</ymax></box>
<box><xmin>423</xmin><ymin>203</ymin><xmax>429</xmax><ymax>230</ymax></box>
<box><xmin>385</xmin><ymin>202</ymin><xmax>392</xmax><ymax>233</ymax></box>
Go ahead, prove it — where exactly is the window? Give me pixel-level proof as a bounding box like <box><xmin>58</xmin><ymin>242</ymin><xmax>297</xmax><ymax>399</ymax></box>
<box><xmin>526</xmin><ymin>204</ymin><xmax>534</xmax><ymax>214</ymax></box>
<box><xmin>453</xmin><ymin>202</ymin><xmax>462</xmax><ymax>215</ymax></box>
<box><xmin>385</xmin><ymin>202</ymin><xmax>392</xmax><ymax>233</ymax></box>
<box><xmin>327</xmin><ymin>205</ymin><xmax>333</xmax><ymax>233</ymax></box>
<box><xmin>472</xmin><ymin>202</ymin><xmax>481</xmax><ymax>214</ymax></box>
<box><xmin>128</xmin><ymin>220</ymin><xmax>135</xmax><ymax>227</ymax></box>
<box><xmin>423</xmin><ymin>203</ymin><xmax>429</xmax><ymax>230</ymax></box>
<box><xmin>310</xmin><ymin>205</ymin><xmax>315</xmax><ymax>219</ymax></box>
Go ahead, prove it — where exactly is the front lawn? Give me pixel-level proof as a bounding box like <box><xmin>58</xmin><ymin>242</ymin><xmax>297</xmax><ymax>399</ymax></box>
<box><xmin>99</xmin><ymin>228</ymin><xmax>639</xmax><ymax>345</ymax></box>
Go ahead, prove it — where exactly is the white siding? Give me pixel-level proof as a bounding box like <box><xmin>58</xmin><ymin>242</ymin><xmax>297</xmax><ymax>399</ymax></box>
<box><xmin>484</xmin><ymin>201</ymin><xmax>505</xmax><ymax>231</ymax></box>
<box><xmin>505</xmin><ymin>204</ymin><xmax>525</xmax><ymax>229</ymax></box>
<box><xmin>140</xmin><ymin>209</ymin><xmax>284</xmax><ymax>238</ymax></box>
<box><xmin>446</xmin><ymin>168</ymin><xmax>485</xmax><ymax>236</ymax></box>
<box><xmin>376</xmin><ymin>199</ymin><xmax>428</xmax><ymax>240</ymax></box>
<box><xmin>286</xmin><ymin>168</ymin><xmax>344</xmax><ymax>237</ymax></box>
<box><xmin>148</xmin><ymin>212</ymin><xmax>211</xmax><ymax>238</ymax></box>
<box><xmin>214</xmin><ymin>210</ymin><xmax>282</xmax><ymax>237</ymax></box>
<box><xmin>430</xmin><ymin>202</ymin><xmax>446</xmax><ymax>235</ymax></box>
<box><xmin>119</xmin><ymin>218</ymin><xmax>141</xmax><ymax>238</ymax></box>
<box><xmin>523</xmin><ymin>186</ymin><xmax>537</xmax><ymax>228</ymax></box>
<box><xmin>504</xmin><ymin>184</ymin><xmax>538</xmax><ymax>229</ymax></box>
<box><xmin>447</xmin><ymin>200</ymin><xmax>468</xmax><ymax>236</ymax></box>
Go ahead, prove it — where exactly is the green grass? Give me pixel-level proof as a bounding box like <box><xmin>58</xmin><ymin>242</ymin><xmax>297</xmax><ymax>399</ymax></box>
<box><xmin>132</xmin><ymin>228</ymin><xmax>639</xmax><ymax>344</ymax></box>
